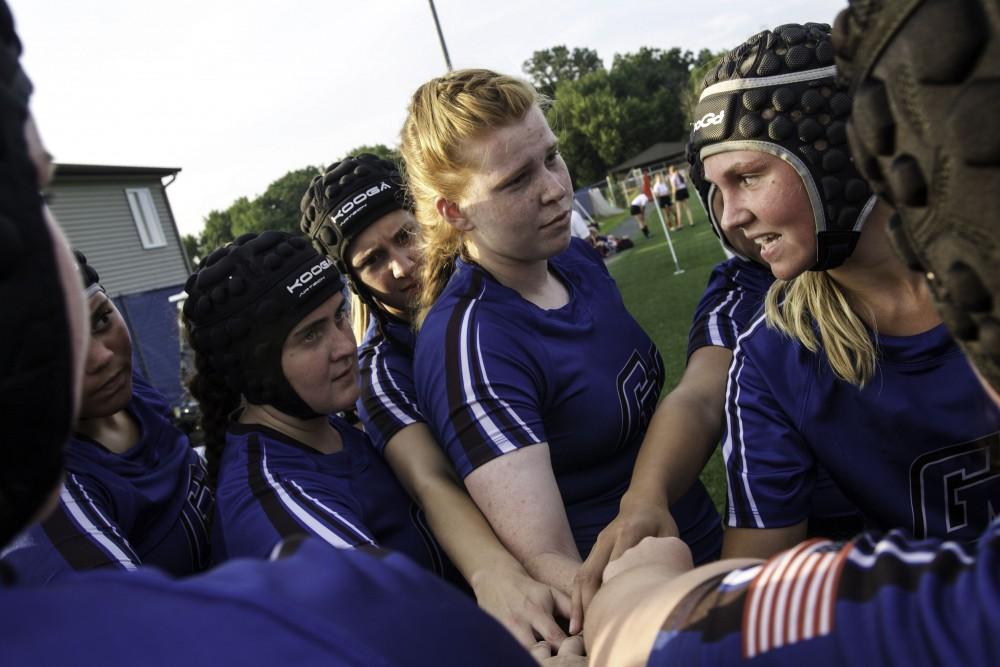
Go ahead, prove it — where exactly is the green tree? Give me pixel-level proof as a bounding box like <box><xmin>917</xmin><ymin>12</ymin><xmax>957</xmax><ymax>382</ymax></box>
<box><xmin>181</xmin><ymin>233</ymin><xmax>200</xmax><ymax>266</ymax></box>
<box><xmin>546</xmin><ymin>45</ymin><xmax>717</xmax><ymax>186</ymax></box>
<box><xmin>682</xmin><ymin>49</ymin><xmax>726</xmax><ymax>121</ymax></box>
<box><xmin>549</xmin><ymin>70</ymin><xmax>625</xmax><ymax>185</ymax></box>
<box><xmin>523</xmin><ymin>45</ymin><xmax>603</xmax><ymax>99</ymax></box>
<box><xmin>252</xmin><ymin>166</ymin><xmax>322</xmax><ymax>235</ymax></box>
<box><xmin>336</xmin><ymin>143</ymin><xmax>402</xmax><ymax>166</ymax></box>
<box><xmin>196</xmin><ymin>208</ymin><xmax>235</xmax><ymax>259</ymax></box>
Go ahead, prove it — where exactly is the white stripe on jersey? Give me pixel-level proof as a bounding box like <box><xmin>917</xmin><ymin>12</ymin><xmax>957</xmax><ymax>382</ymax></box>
<box><xmin>62</xmin><ymin>475</ymin><xmax>139</xmax><ymax>569</ymax></box>
<box><xmin>847</xmin><ymin>535</ymin><xmax>975</xmax><ymax>568</ymax></box>
<box><xmin>707</xmin><ymin>282</ymin><xmax>739</xmax><ymax>347</ymax></box>
<box><xmin>257</xmin><ymin>445</ymin><xmax>366</xmax><ymax>550</ymax></box>
<box><xmin>474</xmin><ymin>325</ymin><xmax>542</xmax><ymax>444</ymax></box>
<box><xmin>722</xmin><ymin>313</ymin><xmax>768</xmax><ymax>528</ymax></box>
<box><xmin>370</xmin><ymin>341</ymin><xmax>419</xmax><ymax>425</ymax></box>
<box><xmin>743</xmin><ymin>539</ymin><xmax>846</xmax><ymax>659</ymax></box>
<box><xmin>286</xmin><ymin>480</ymin><xmax>375</xmax><ymax>546</ymax></box>
<box><xmin>457</xmin><ymin>294</ymin><xmax>518</xmax><ymax>454</ymax></box>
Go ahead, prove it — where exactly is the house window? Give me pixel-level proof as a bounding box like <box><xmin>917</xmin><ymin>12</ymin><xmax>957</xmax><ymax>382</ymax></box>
<box><xmin>125</xmin><ymin>188</ymin><xmax>167</xmax><ymax>249</ymax></box>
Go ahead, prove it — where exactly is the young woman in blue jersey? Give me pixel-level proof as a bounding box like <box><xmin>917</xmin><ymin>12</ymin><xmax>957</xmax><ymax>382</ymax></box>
<box><xmin>299</xmin><ymin>154</ymin><xmax>574</xmax><ymax>650</ymax></box>
<box><xmin>1</xmin><ymin>252</ymin><xmax>212</xmax><ymax>582</ymax></box>
<box><xmin>0</xmin><ymin>11</ymin><xmax>546</xmax><ymax>665</ymax></box>
<box><xmin>572</xmin><ymin>187</ymin><xmax>862</xmax><ymax>619</ymax></box>
<box><xmin>585</xmin><ymin>6</ymin><xmax>1000</xmax><ymax>665</ymax></box>
<box><xmin>399</xmin><ymin>69</ymin><xmax>722</xmax><ymax>629</ymax></box>
<box><xmin>688</xmin><ymin>22</ymin><xmax>1000</xmax><ymax>561</ymax></box>
<box><xmin>182</xmin><ymin>231</ymin><xmax>449</xmax><ymax>573</ymax></box>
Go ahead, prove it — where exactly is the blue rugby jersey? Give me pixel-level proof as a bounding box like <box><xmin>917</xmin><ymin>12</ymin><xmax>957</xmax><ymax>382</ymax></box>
<box><xmin>724</xmin><ymin>317</ymin><xmax>1000</xmax><ymax>540</ymax></box>
<box><xmin>213</xmin><ymin>416</ymin><xmax>447</xmax><ymax>577</ymax></box>
<box><xmin>649</xmin><ymin>518</ymin><xmax>1000</xmax><ymax>666</ymax></box>
<box><xmin>687</xmin><ymin>257</ymin><xmax>774</xmax><ymax>360</ymax></box>
<box><xmin>0</xmin><ymin>537</ymin><xmax>535</xmax><ymax>666</ymax></box>
<box><xmin>1</xmin><ymin>374</ymin><xmax>212</xmax><ymax>582</ymax></box>
<box><xmin>687</xmin><ymin>258</ymin><xmax>860</xmax><ymax>534</ymax></box>
<box><xmin>415</xmin><ymin>238</ymin><xmax>722</xmax><ymax>561</ymax></box>
<box><xmin>357</xmin><ymin>316</ymin><xmax>422</xmax><ymax>456</ymax></box>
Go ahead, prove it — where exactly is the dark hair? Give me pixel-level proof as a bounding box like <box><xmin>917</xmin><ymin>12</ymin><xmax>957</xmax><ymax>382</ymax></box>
<box><xmin>0</xmin><ymin>1</ymin><xmax>71</xmax><ymax>546</ymax></box>
<box><xmin>186</xmin><ymin>352</ymin><xmax>239</xmax><ymax>485</ymax></box>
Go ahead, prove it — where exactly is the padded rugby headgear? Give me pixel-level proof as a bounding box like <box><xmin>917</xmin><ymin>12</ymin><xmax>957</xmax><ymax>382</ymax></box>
<box><xmin>0</xmin><ymin>0</ymin><xmax>71</xmax><ymax>547</ymax></box>
<box><xmin>299</xmin><ymin>154</ymin><xmax>406</xmax><ymax>286</ymax></box>
<box><xmin>183</xmin><ymin>231</ymin><xmax>346</xmax><ymax>419</ymax></box>
<box><xmin>687</xmin><ymin>23</ymin><xmax>878</xmax><ymax>270</ymax></box>
<box><xmin>833</xmin><ymin>0</ymin><xmax>1000</xmax><ymax>392</ymax></box>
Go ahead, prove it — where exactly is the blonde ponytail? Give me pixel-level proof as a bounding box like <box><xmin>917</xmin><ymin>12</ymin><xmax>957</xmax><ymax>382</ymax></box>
<box><xmin>764</xmin><ymin>272</ymin><xmax>877</xmax><ymax>386</ymax></box>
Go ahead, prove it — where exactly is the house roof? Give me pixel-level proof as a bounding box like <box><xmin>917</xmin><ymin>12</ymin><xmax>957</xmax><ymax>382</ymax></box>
<box><xmin>610</xmin><ymin>141</ymin><xmax>688</xmax><ymax>173</ymax></box>
<box><xmin>54</xmin><ymin>163</ymin><xmax>182</xmax><ymax>178</ymax></box>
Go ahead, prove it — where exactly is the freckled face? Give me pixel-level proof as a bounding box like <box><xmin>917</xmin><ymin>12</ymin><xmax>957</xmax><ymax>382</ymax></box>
<box><xmin>704</xmin><ymin>150</ymin><xmax>816</xmax><ymax>280</ymax></box>
<box><xmin>346</xmin><ymin>209</ymin><xmax>420</xmax><ymax>319</ymax></box>
<box><xmin>281</xmin><ymin>293</ymin><xmax>359</xmax><ymax>414</ymax></box>
<box><xmin>454</xmin><ymin>105</ymin><xmax>573</xmax><ymax>268</ymax></box>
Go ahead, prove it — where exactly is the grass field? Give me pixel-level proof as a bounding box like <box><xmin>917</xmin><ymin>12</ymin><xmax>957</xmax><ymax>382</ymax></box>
<box><xmin>600</xmin><ymin>204</ymin><xmax>730</xmax><ymax>512</ymax></box>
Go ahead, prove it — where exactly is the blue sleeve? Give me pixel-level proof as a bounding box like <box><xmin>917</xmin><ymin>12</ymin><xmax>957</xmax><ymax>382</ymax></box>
<box><xmin>213</xmin><ymin>436</ymin><xmax>377</xmax><ymax>560</ymax></box>
<box><xmin>2</xmin><ymin>472</ymin><xmax>141</xmax><ymax>583</ymax></box>
<box><xmin>415</xmin><ymin>299</ymin><xmax>547</xmax><ymax>479</ymax></box>
<box><xmin>687</xmin><ymin>264</ymin><xmax>746</xmax><ymax>358</ymax></box>
<box><xmin>650</xmin><ymin>519</ymin><xmax>1000</xmax><ymax>666</ymax></box>
<box><xmin>357</xmin><ymin>337</ymin><xmax>423</xmax><ymax>456</ymax></box>
<box><xmin>723</xmin><ymin>320</ymin><xmax>815</xmax><ymax>529</ymax></box>
<box><xmin>2</xmin><ymin>538</ymin><xmax>535</xmax><ymax>666</ymax></box>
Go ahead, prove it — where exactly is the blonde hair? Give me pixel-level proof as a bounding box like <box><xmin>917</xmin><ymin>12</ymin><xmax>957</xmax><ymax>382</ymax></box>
<box><xmin>350</xmin><ymin>291</ymin><xmax>370</xmax><ymax>345</ymax></box>
<box><xmin>400</xmin><ymin>68</ymin><xmax>541</xmax><ymax>328</ymax></box>
<box><xmin>764</xmin><ymin>272</ymin><xmax>876</xmax><ymax>386</ymax></box>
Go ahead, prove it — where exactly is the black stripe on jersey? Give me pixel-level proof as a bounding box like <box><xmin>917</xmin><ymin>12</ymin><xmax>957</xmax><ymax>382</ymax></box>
<box><xmin>463</xmin><ymin>308</ymin><xmax>541</xmax><ymax>450</ymax></box>
<box><xmin>837</xmin><ymin>533</ymin><xmax>978</xmax><ymax>602</ymax></box>
<box><xmin>246</xmin><ymin>435</ymin><xmax>304</xmax><ymax>539</ymax></box>
<box><xmin>282</xmin><ymin>477</ymin><xmax>370</xmax><ymax>546</ymax></box>
<box><xmin>361</xmin><ymin>340</ymin><xmax>420</xmax><ymax>439</ymax></box>
<box><xmin>40</xmin><ymin>484</ymin><xmax>134</xmax><ymax>571</ymax></box>
<box><xmin>444</xmin><ymin>272</ymin><xmax>496</xmax><ymax>469</ymax></box>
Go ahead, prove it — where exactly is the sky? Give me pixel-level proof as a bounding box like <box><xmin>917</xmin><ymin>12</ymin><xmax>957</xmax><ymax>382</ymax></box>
<box><xmin>12</xmin><ymin>0</ymin><xmax>847</xmax><ymax>237</ymax></box>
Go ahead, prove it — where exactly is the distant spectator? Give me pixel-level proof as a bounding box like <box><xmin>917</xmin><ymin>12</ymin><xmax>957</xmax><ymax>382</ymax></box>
<box><xmin>653</xmin><ymin>176</ymin><xmax>678</xmax><ymax>231</ymax></box>
<box><xmin>629</xmin><ymin>191</ymin><xmax>651</xmax><ymax>238</ymax></box>
<box><xmin>669</xmin><ymin>165</ymin><xmax>694</xmax><ymax>228</ymax></box>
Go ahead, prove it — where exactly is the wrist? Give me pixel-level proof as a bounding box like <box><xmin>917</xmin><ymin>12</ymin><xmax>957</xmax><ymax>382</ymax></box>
<box><xmin>620</xmin><ymin>486</ymin><xmax>669</xmax><ymax>511</ymax></box>
<box><xmin>467</xmin><ymin>552</ymin><xmax>527</xmax><ymax>591</ymax></box>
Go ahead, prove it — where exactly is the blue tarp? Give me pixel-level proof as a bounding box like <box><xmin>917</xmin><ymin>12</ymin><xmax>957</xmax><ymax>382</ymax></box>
<box><xmin>114</xmin><ymin>284</ymin><xmax>184</xmax><ymax>406</ymax></box>
<box><xmin>573</xmin><ymin>188</ymin><xmax>594</xmax><ymax>218</ymax></box>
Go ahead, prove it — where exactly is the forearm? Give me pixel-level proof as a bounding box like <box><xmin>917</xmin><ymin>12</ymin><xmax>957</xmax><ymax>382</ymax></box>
<box><xmin>408</xmin><ymin>466</ymin><xmax>529</xmax><ymax>584</ymax></box>
<box><xmin>624</xmin><ymin>348</ymin><xmax>730</xmax><ymax>507</ymax></box>
<box><xmin>523</xmin><ymin>550</ymin><xmax>582</xmax><ymax>595</ymax></box>
<box><xmin>383</xmin><ymin>424</ymin><xmax>526</xmax><ymax>583</ymax></box>
<box><xmin>626</xmin><ymin>395</ymin><xmax>718</xmax><ymax>506</ymax></box>
<box><xmin>586</xmin><ymin>558</ymin><xmax>760</xmax><ymax>666</ymax></box>
<box><xmin>464</xmin><ymin>444</ymin><xmax>584</xmax><ymax>597</ymax></box>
